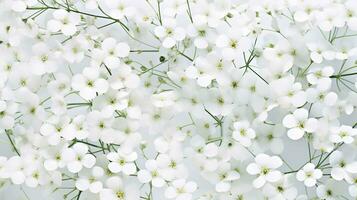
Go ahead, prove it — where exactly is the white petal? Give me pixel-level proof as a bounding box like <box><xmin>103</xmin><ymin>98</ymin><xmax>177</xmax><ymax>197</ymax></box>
<box><xmin>324</xmin><ymin>92</ymin><xmax>337</xmax><ymax>106</ymax></box>
<box><xmin>293</xmin><ymin>109</ymin><xmax>308</xmax><ymax>121</ymax></box>
<box><xmin>44</xmin><ymin>160</ymin><xmax>58</xmax><ymax>171</ymax></box>
<box><xmin>304</xmin><ymin>178</ymin><xmax>316</xmax><ymax>187</ymax></box>
<box><xmin>67</xmin><ymin>161</ymin><xmax>83</xmax><ymax>173</ymax></box>
<box><xmin>215</xmin><ymin>181</ymin><xmax>230</xmax><ymax>192</ymax></box>
<box><xmin>89</xmin><ymin>181</ymin><xmax>103</xmax><ymax>193</ymax></box>
<box><xmin>11</xmin><ymin>172</ymin><xmax>25</xmax><ymax>184</ymax></box>
<box><xmin>108</xmin><ymin>162</ymin><xmax>121</xmax><ymax>173</ymax></box>
<box><xmin>76</xmin><ymin>179</ymin><xmax>90</xmax><ymax>191</ymax></box>
<box><xmin>266</xmin><ymin>171</ymin><xmax>282</xmax><ymax>182</ymax></box>
<box><xmin>82</xmin><ymin>154</ymin><xmax>96</xmax><ymax>168</ymax></box>
<box><xmin>253</xmin><ymin>176</ymin><xmax>266</xmax><ymax>188</ymax></box>
<box><xmin>246</xmin><ymin>163</ymin><xmax>260</xmax><ymax>175</ymax></box>
<box><xmin>287</xmin><ymin>128</ymin><xmax>305</xmax><ymax>140</ymax></box>
<box><xmin>282</xmin><ymin>114</ymin><xmax>298</xmax><ymax>128</ymax></box>
<box><xmin>331</xmin><ymin>168</ymin><xmax>345</xmax><ymax>181</ymax></box>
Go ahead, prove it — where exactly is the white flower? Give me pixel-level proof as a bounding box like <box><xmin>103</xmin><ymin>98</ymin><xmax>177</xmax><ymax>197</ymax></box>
<box><xmin>109</xmin><ymin>64</ymin><xmax>140</xmax><ymax>90</ymax></box>
<box><xmin>282</xmin><ymin>108</ymin><xmax>318</xmax><ymax>140</ymax></box>
<box><xmin>232</xmin><ymin>120</ymin><xmax>256</xmax><ymax>147</ymax></box>
<box><xmin>329</xmin><ymin>151</ymin><xmax>349</xmax><ymax>181</ymax></box>
<box><xmin>292</xmin><ymin>1</ymin><xmax>319</xmax><ymax>22</ymax></box>
<box><xmin>40</xmin><ymin>115</ymin><xmax>71</xmax><ymax>145</ymax></box>
<box><xmin>1</xmin><ymin>0</ymin><xmax>357</xmax><ymax>198</ymax></box>
<box><xmin>186</xmin><ymin>23</ymin><xmax>211</xmax><ymax>49</ymax></box>
<box><xmin>307</xmin><ymin>43</ymin><xmax>334</xmax><ymax>64</ymax></box>
<box><xmin>256</xmin><ymin>124</ymin><xmax>285</xmax><ymax>155</ymax></box>
<box><xmin>263</xmin><ymin>40</ymin><xmax>294</xmax><ymax>72</ymax></box>
<box><xmin>102</xmin><ymin>0</ymin><xmax>136</xmax><ymax>20</ymax></box>
<box><xmin>97</xmin><ymin>37</ymin><xmax>130</xmax><ymax>69</ymax></box>
<box><xmin>99</xmin><ymin>176</ymin><xmax>139</xmax><ymax>200</ymax></box>
<box><xmin>0</xmin><ymin>100</ymin><xmax>17</xmax><ymax>129</ymax></box>
<box><xmin>185</xmin><ymin>62</ymin><xmax>213</xmax><ymax>87</ymax></box>
<box><xmin>315</xmin><ymin>5</ymin><xmax>345</xmax><ymax>32</ymax></box>
<box><xmin>262</xmin><ymin>175</ymin><xmax>298</xmax><ymax>200</ymax></box>
<box><xmin>316</xmin><ymin>180</ymin><xmax>343</xmax><ymax>200</ymax></box>
<box><xmin>165</xmin><ymin>179</ymin><xmax>197</xmax><ymax>200</ymax></box>
<box><xmin>6</xmin><ymin>156</ymin><xmax>26</xmax><ymax>185</ymax></box>
<box><xmin>137</xmin><ymin>159</ymin><xmax>166</xmax><ymax>187</ymax></box>
<box><xmin>212</xmin><ymin>162</ymin><xmax>240</xmax><ymax>192</ymax></box>
<box><xmin>246</xmin><ymin>154</ymin><xmax>283</xmax><ymax>188</ymax></box>
<box><xmin>215</xmin><ymin>28</ymin><xmax>250</xmax><ymax>60</ymax></box>
<box><xmin>329</xmin><ymin>125</ymin><xmax>357</xmax><ymax>144</ymax></box>
<box><xmin>76</xmin><ymin>166</ymin><xmax>104</xmax><ymax>194</ymax></box>
<box><xmin>306</xmin><ymin>87</ymin><xmax>338</xmax><ymax>106</ymax></box>
<box><xmin>204</xmin><ymin>88</ymin><xmax>234</xmax><ymax>116</ymax></box>
<box><xmin>47</xmin><ymin>9</ymin><xmax>80</xmax><ymax>36</ymax></box>
<box><xmin>107</xmin><ymin>150</ymin><xmax>137</xmax><ymax>175</ymax></box>
<box><xmin>152</xmin><ymin>90</ymin><xmax>178</xmax><ymax>108</ymax></box>
<box><xmin>345</xmin><ymin>0</ymin><xmax>357</xmax><ymax>31</ymax></box>
<box><xmin>71</xmin><ymin>67</ymin><xmax>109</xmax><ymax>100</ymax></box>
<box><xmin>296</xmin><ymin>163</ymin><xmax>322</xmax><ymax>187</ymax></box>
<box><xmin>270</xmin><ymin>75</ymin><xmax>306</xmax><ymax>108</ymax></box>
<box><xmin>154</xmin><ymin>18</ymin><xmax>185</xmax><ymax>48</ymax></box>
<box><xmin>43</xmin><ymin>145</ymin><xmax>68</xmax><ymax>171</ymax></box>
<box><xmin>62</xmin><ymin>143</ymin><xmax>96</xmax><ymax>173</ymax></box>
<box><xmin>29</xmin><ymin>42</ymin><xmax>57</xmax><ymax>75</ymax></box>
<box><xmin>307</xmin><ymin>66</ymin><xmax>334</xmax><ymax>91</ymax></box>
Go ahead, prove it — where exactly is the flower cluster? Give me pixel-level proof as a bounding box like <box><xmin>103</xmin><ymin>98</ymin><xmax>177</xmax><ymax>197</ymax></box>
<box><xmin>0</xmin><ymin>0</ymin><xmax>357</xmax><ymax>199</ymax></box>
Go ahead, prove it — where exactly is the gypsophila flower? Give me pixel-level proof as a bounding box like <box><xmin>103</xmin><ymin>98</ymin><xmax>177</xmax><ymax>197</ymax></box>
<box><xmin>165</xmin><ymin>179</ymin><xmax>197</xmax><ymax>200</ymax></box>
<box><xmin>296</xmin><ymin>163</ymin><xmax>322</xmax><ymax>187</ymax></box>
<box><xmin>232</xmin><ymin>120</ymin><xmax>256</xmax><ymax>147</ymax></box>
<box><xmin>329</xmin><ymin>125</ymin><xmax>357</xmax><ymax>144</ymax></box>
<box><xmin>0</xmin><ymin>0</ymin><xmax>356</xmax><ymax>199</ymax></box>
<box><xmin>246</xmin><ymin>154</ymin><xmax>283</xmax><ymax>188</ymax></box>
<box><xmin>62</xmin><ymin>143</ymin><xmax>96</xmax><ymax>173</ymax></box>
<box><xmin>71</xmin><ymin>67</ymin><xmax>109</xmax><ymax>100</ymax></box>
<box><xmin>282</xmin><ymin>108</ymin><xmax>318</xmax><ymax>140</ymax></box>
<box><xmin>107</xmin><ymin>150</ymin><xmax>137</xmax><ymax>175</ymax></box>
<box><xmin>47</xmin><ymin>9</ymin><xmax>80</xmax><ymax>36</ymax></box>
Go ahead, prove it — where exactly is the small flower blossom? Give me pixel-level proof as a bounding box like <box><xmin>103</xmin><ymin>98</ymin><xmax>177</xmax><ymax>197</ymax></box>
<box><xmin>165</xmin><ymin>179</ymin><xmax>197</xmax><ymax>200</ymax></box>
<box><xmin>94</xmin><ymin>37</ymin><xmax>130</xmax><ymax>69</ymax></box>
<box><xmin>282</xmin><ymin>108</ymin><xmax>318</xmax><ymax>140</ymax></box>
<box><xmin>62</xmin><ymin>143</ymin><xmax>96</xmax><ymax>173</ymax></box>
<box><xmin>47</xmin><ymin>9</ymin><xmax>80</xmax><ymax>36</ymax></box>
<box><xmin>71</xmin><ymin>67</ymin><xmax>109</xmax><ymax>100</ymax></box>
<box><xmin>0</xmin><ymin>0</ymin><xmax>357</xmax><ymax>199</ymax></box>
<box><xmin>296</xmin><ymin>163</ymin><xmax>322</xmax><ymax>187</ymax></box>
<box><xmin>329</xmin><ymin>125</ymin><xmax>357</xmax><ymax>144</ymax></box>
<box><xmin>154</xmin><ymin>18</ymin><xmax>186</xmax><ymax>48</ymax></box>
<box><xmin>232</xmin><ymin>120</ymin><xmax>256</xmax><ymax>147</ymax></box>
<box><xmin>137</xmin><ymin>159</ymin><xmax>166</xmax><ymax>187</ymax></box>
<box><xmin>246</xmin><ymin>154</ymin><xmax>283</xmax><ymax>188</ymax></box>
<box><xmin>107</xmin><ymin>150</ymin><xmax>137</xmax><ymax>175</ymax></box>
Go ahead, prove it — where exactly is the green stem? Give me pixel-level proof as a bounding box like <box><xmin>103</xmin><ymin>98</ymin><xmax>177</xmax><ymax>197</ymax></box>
<box><xmin>330</xmin><ymin>72</ymin><xmax>357</xmax><ymax>78</ymax></box>
<box><xmin>5</xmin><ymin>130</ymin><xmax>20</xmax><ymax>156</ymax></box>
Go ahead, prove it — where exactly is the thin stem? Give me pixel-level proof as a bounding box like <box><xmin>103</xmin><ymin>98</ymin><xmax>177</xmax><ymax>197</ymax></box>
<box><xmin>5</xmin><ymin>130</ymin><xmax>20</xmax><ymax>156</ymax></box>
<box><xmin>330</xmin><ymin>72</ymin><xmax>357</xmax><ymax>78</ymax></box>
<box><xmin>316</xmin><ymin>143</ymin><xmax>344</xmax><ymax>168</ymax></box>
